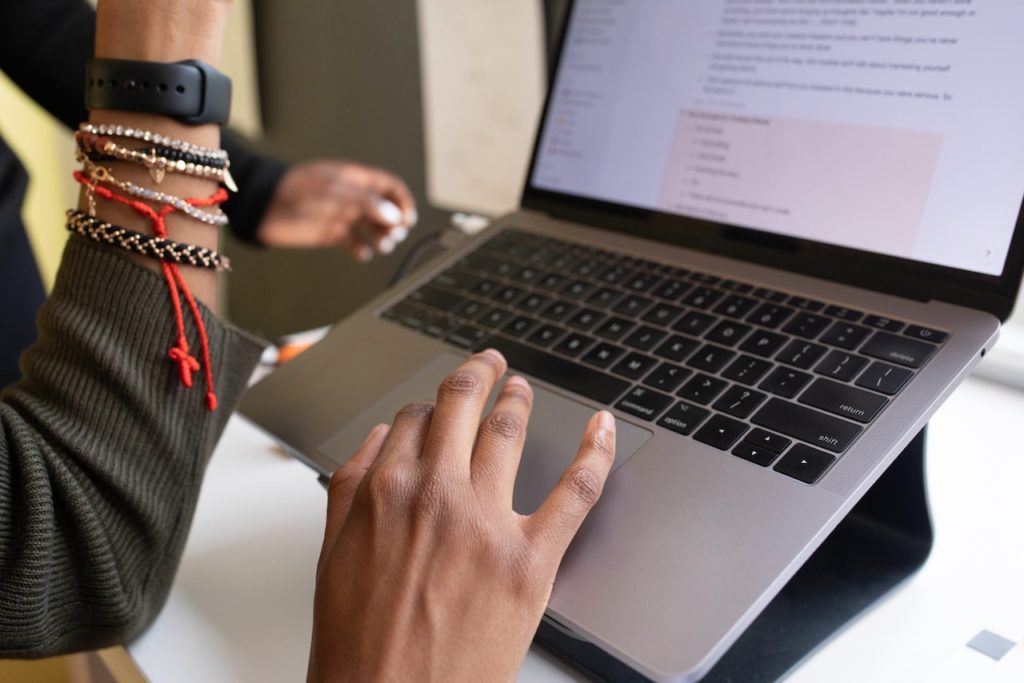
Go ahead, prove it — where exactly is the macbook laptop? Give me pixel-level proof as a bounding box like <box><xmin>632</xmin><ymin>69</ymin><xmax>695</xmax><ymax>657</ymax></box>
<box><xmin>240</xmin><ymin>2</ymin><xmax>1024</xmax><ymax>680</ymax></box>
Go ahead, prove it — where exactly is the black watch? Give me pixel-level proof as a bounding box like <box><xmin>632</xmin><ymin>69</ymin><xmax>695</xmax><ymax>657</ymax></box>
<box><xmin>85</xmin><ymin>58</ymin><xmax>232</xmax><ymax>125</ymax></box>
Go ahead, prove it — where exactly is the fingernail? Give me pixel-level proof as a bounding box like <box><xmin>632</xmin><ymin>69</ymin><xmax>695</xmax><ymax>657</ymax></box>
<box><xmin>377</xmin><ymin>199</ymin><xmax>403</xmax><ymax>225</ymax></box>
<box><xmin>406</xmin><ymin>209</ymin><xmax>418</xmax><ymax>227</ymax></box>
<box><xmin>390</xmin><ymin>226</ymin><xmax>408</xmax><ymax>243</ymax></box>
<box><xmin>356</xmin><ymin>246</ymin><xmax>374</xmax><ymax>262</ymax></box>
<box><xmin>377</xmin><ymin>236</ymin><xmax>396</xmax><ymax>255</ymax></box>
<box><xmin>505</xmin><ymin>375</ymin><xmax>529</xmax><ymax>388</ymax></box>
<box><xmin>597</xmin><ymin>410</ymin><xmax>616</xmax><ymax>432</ymax></box>
<box><xmin>480</xmin><ymin>348</ymin><xmax>505</xmax><ymax>364</ymax></box>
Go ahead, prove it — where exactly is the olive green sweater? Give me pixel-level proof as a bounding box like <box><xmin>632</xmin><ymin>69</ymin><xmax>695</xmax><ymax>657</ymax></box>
<box><xmin>0</xmin><ymin>236</ymin><xmax>264</xmax><ymax>657</ymax></box>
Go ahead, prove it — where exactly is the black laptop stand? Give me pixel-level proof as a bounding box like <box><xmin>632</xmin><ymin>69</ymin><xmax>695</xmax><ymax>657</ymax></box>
<box><xmin>534</xmin><ymin>428</ymin><xmax>934</xmax><ymax>682</ymax></box>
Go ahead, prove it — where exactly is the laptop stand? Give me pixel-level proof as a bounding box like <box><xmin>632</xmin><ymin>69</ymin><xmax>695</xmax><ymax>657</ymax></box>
<box><xmin>534</xmin><ymin>427</ymin><xmax>934</xmax><ymax>682</ymax></box>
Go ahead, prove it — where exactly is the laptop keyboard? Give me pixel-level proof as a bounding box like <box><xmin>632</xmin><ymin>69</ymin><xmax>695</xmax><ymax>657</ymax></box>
<box><xmin>381</xmin><ymin>229</ymin><xmax>948</xmax><ymax>485</ymax></box>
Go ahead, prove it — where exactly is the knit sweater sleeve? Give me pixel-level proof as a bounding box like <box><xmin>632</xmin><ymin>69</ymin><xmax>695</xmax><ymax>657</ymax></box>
<box><xmin>0</xmin><ymin>236</ymin><xmax>265</xmax><ymax>657</ymax></box>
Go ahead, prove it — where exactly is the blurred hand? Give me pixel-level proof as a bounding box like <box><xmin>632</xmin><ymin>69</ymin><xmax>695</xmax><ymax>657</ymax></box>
<box><xmin>308</xmin><ymin>350</ymin><xmax>617</xmax><ymax>682</ymax></box>
<box><xmin>257</xmin><ymin>160</ymin><xmax>417</xmax><ymax>262</ymax></box>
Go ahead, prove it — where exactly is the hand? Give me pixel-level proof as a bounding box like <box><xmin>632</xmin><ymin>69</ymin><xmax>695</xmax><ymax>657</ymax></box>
<box><xmin>308</xmin><ymin>350</ymin><xmax>617</xmax><ymax>682</ymax></box>
<box><xmin>256</xmin><ymin>160</ymin><xmax>417</xmax><ymax>262</ymax></box>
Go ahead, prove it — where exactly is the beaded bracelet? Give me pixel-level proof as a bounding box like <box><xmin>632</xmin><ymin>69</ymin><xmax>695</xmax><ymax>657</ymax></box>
<box><xmin>141</xmin><ymin>145</ymin><xmax>228</xmax><ymax>169</ymax></box>
<box><xmin>78</xmin><ymin>122</ymin><xmax>227</xmax><ymax>159</ymax></box>
<box><xmin>76</xmin><ymin>131</ymin><xmax>237</xmax><ymax>191</ymax></box>
<box><xmin>80</xmin><ymin>163</ymin><xmax>229</xmax><ymax>226</ymax></box>
<box><xmin>66</xmin><ymin>210</ymin><xmax>231</xmax><ymax>271</ymax></box>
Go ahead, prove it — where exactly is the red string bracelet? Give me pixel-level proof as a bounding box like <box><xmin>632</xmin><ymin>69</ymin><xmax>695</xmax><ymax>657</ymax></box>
<box><xmin>74</xmin><ymin>170</ymin><xmax>229</xmax><ymax>411</ymax></box>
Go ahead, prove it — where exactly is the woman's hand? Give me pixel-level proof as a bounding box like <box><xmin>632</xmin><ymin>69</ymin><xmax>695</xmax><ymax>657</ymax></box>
<box><xmin>309</xmin><ymin>349</ymin><xmax>617</xmax><ymax>682</ymax></box>
<box><xmin>257</xmin><ymin>160</ymin><xmax>417</xmax><ymax>262</ymax></box>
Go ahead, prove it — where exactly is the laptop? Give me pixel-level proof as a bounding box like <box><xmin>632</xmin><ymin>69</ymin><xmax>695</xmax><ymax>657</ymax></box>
<box><xmin>240</xmin><ymin>2</ymin><xmax>1024</xmax><ymax>680</ymax></box>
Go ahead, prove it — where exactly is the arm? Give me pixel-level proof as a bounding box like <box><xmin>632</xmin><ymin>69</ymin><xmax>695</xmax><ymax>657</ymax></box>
<box><xmin>0</xmin><ymin>0</ymin><xmax>264</xmax><ymax>656</ymax></box>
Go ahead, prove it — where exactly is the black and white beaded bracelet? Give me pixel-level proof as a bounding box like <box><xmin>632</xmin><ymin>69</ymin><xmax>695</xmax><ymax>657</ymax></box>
<box><xmin>66</xmin><ymin>210</ymin><xmax>232</xmax><ymax>271</ymax></box>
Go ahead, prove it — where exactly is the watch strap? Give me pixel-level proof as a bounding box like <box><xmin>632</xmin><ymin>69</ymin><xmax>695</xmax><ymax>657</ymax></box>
<box><xmin>86</xmin><ymin>58</ymin><xmax>232</xmax><ymax>126</ymax></box>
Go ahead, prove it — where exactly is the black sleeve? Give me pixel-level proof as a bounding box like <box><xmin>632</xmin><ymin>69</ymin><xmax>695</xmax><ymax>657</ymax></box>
<box><xmin>0</xmin><ymin>0</ymin><xmax>290</xmax><ymax>245</ymax></box>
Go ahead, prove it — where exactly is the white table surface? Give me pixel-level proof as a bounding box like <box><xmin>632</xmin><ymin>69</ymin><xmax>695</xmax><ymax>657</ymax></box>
<box><xmin>129</xmin><ymin>372</ymin><xmax>1024</xmax><ymax>682</ymax></box>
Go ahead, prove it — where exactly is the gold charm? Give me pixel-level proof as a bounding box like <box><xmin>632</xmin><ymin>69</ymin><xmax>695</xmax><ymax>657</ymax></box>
<box><xmin>149</xmin><ymin>166</ymin><xmax>166</xmax><ymax>184</ymax></box>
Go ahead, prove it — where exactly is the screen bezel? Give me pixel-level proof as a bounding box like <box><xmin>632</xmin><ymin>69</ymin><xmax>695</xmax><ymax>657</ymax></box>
<box><xmin>520</xmin><ymin>0</ymin><xmax>1024</xmax><ymax>322</ymax></box>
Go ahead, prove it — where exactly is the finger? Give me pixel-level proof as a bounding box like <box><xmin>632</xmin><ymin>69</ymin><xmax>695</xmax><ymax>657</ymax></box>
<box><xmin>322</xmin><ymin>423</ymin><xmax>390</xmax><ymax>551</ymax></box>
<box><xmin>360</xmin><ymin>199</ymin><xmax>408</xmax><ymax>255</ymax></box>
<box><xmin>422</xmin><ymin>349</ymin><xmax>507</xmax><ymax>475</ymax></box>
<box><xmin>471</xmin><ymin>375</ymin><xmax>533</xmax><ymax>504</ymax></box>
<box><xmin>371</xmin><ymin>401</ymin><xmax>436</xmax><ymax>471</ymax></box>
<box><xmin>342</xmin><ymin>224</ymin><xmax>374</xmax><ymax>262</ymax></box>
<box><xmin>373</xmin><ymin>172</ymin><xmax>417</xmax><ymax>227</ymax></box>
<box><xmin>527</xmin><ymin>411</ymin><xmax>616</xmax><ymax>558</ymax></box>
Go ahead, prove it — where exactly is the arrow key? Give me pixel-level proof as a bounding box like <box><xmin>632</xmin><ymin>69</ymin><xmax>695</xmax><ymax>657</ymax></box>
<box><xmin>742</xmin><ymin>428</ymin><xmax>791</xmax><ymax>454</ymax></box>
<box><xmin>732</xmin><ymin>442</ymin><xmax>778</xmax><ymax>467</ymax></box>
<box><xmin>774</xmin><ymin>444</ymin><xmax>836</xmax><ymax>484</ymax></box>
<box><xmin>694</xmin><ymin>414</ymin><xmax>749</xmax><ymax>451</ymax></box>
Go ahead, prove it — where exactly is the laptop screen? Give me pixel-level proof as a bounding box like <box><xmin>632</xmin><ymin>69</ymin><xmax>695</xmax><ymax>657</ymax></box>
<box><xmin>530</xmin><ymin>1</ymin><xmax>1024</xmax><ymax>277</ymax></box>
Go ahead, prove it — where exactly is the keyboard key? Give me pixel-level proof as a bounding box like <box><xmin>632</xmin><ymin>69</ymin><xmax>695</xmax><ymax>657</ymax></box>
<box><xmin>562</xmin><ymin>280</ymin><xmax>595</xmax><ymax>300</ymax></box>
<box><xmin>904</xmin><ymin>325</ymin><xmax>948</xmax><ymax>344</ymax></box>
<box><xmin>787</xmin><ymin>296</ymin><xmax>825</xmax><ymax>312</ymax></box>
<box><xmin>454</xmin><ymin>298</ymin><xmax>487</xmax><ymax>319</ymax></box>
<box><xmin>759</xmin><ymin>367</ymin><xmax>812</xmax><ymax>398</ymax></box>
<box><xmin>694</xmin><ymin>414</ymin><xmax>749</xmax><ymax>450</ymax></box>
<box><xmin>613</xmin><ymin>295</ymin><xmax>655</xmax><ymax>317</ymax></box>
<box><xmin>624</xmin><ymin>271</ymin><xmax>662</xmax><ymax>293</ymax></box>
<box><xmin>713</xmin><ymin>386</ymin><xmax>767</xmax><ymax>419</ymax></box>
<box><xmin>755</xmin><ymin>287</ymin><xmax>789</xmax><ymax>303</ymax></box>
<box><xmin>799</xmin><ymin>378</ymin><xmax>887</xmax><ymax>423</ymax></box>
<box><xmin>517</xmin><ymin>292</ymin><xmax>551</xmax><ymax>314</ymax></box>
<box><xmin>732</xmin><ymin>442</ymin><xmax>778</xmax><ymax>467</ymax></box>
<box><xmin>820</xmin><ymin>322</ymin><xmax>871</xmax><ymax>350</ymax></box>
<box><xmin>739</xmin><ymin>330</ymin><xmax>788</xmax><ymax>358</ymax></box>
<box><xmin>504</xmin><ymin>316</ymin><xmax>538</xmax><ymax>338</ymax></box>
<box><xmin>705</xmin><ymin>321</ymin><xmax>752</xmax><ymax>347</ymax></box>
<box><xmin>689</xmin><ymin>272</ymin><xmax>721</xmax><ymax>286</ymax></box>
<box><xmin>642</xmin><ymin>303</ymin><xmax>686</xmax><ymax>327</ymax></box>
<box><xmin>513</xmin><ymin>266</ymin><xmax>542</xmax><ymax>284</ymax></box>
<box><xmin>482</xmin><ymin>336</ymin><xmax>630</xmax><ymax>405</ymax></box>
<box><xmin>720</xmin><ymin>279</ymin><xmax>755</xmax><ymax>294</ymax></box>
<box><xmin>714</xmin><ymin>295</ymin><xmax>759</xmax><ymax>319</ymax></box>
<box><xmin>654</xmin><ymin>335</ymin><xmax>702</xmax><ymax>363</ymax></box>
<box><xmin>674</xmin><ymin>311</ymin><xmax>717</xmax><ymax>336</ymax></box>
<box><xmin>860</xmin><ymin>331</ymin><xmax>935</xmax><ymax>368</ymax></box>
<box><xmin>447</xmin><ymin>324</ymin><xmax>487</xmax><ymax>349</ymax></box>
<box><xmin>423</xmin><ymin>315</ymin><xmax>458</xmax><ymax>338</ymax></box>
<box><xmin>824</xmin><ymin>305</ymin><xmax>864</xmax><ymax>322</ymax></box>
<box><xmin>855</xmin><ymin>361</ymin><xmax>913</xmax><ymax>395</ymax></box>
<box><xmin>687</xmin><ymin>344</ymin><xmax>737</xmax><ymax>373</ymax></box>
<box><xmin>616</xmin><ymin>386</ymin><xmax>674</xmax><ymax>421</ymax></box>
<box><xmin>471</xmin><ymin>279</ymin><xmax>501</xmax><ymax>297</ymax></box>
<box><xmin>723</xmin><ymin>355</ymin><xmax>773</xmax><ymax>385</ymax></box>
<box><xmin>644</xmin><ymin>362</ymin><xmax>691</xmax><ymax>392</ymax></box>
<box><xmin>814</xmin><ymin>351</ymin><xmax>868</xmax><ymax>382</ymax></box>
<box><xmin>776</xmin><ymin>340</ymin><xmax>828</xmax><ymax>370</ymax></box>
<box><xmin>782</xmin><ymin>313</ymin><xmax>831</xmax><ymax>339</ymax></box>
<box><xmin>581</xmin><ymin>342</ymin><xmax>625</xmax><ymax>369</ymax></box>
<box><xmin>541</xmin><ymin>300</ymin><xmax>578</xmax><ymax>322</ymax></box>
<box><xmin>747</xmin><ymin>303</ymin><xmax>795</xmax><ymax>329</ymax></box>
<box><xmin>612</xmin><ymin>352</ymin><xmax>659</xmax><ymax>380</ymax></box>
<box><xmin>432</xmin><ymin>267</ymin><xmax>478</xmax><ymax>290</ymax></box>
<box><xmin>657</xmin><ymin>401</ymin><xmax>711</xmax><ymax>436</ymax></box>
<box><xmin>652</xmin><ymin>279</ymin><xmax>691</xmax><ymax>301</ymax></box>
<box><xmin>410</xmin><ymin>285</ymin><xmax>463</xmax><ymax>312</ymax></box>
<box><xmin>493</xmin><ymin>286</ymin><xmax>525</xmax><ymax>305</ymax></box>
<box><xmin>681</xmin><ymin>287</ymin><xmax>724</xmax><ymax>310</ymax></box>
<box><xmin>752</xmin><ymin>399</ymin><xmax>862</xmax><ymax>453</ymax></box>
<box><xmin>587</xmin><ymin>287</ymin><xmax>624</xmax><ymax>308</ymax></box>
<box><xmin>743</xmin><ymin>428</ymin><xmax>791</xmax><ymax>454</ymax></box>
<box><xmin>774</xmin><ymin>444</ymin><xmax>836</xmax><ymax>484</ymax></box>
<box><xmin>624</xmin><ymin>325</ymin><xmax>668</xmax><ymax>352</ymax></box>
<box><xmin>527</xmin><ymin>324</ymin><xmax>567</xmax><ymax>347</ymax></box>
<box><xmin>678</xmin><ymin>373</ymin><xmax>728</xmax><ymax>404</ymax></box>
<box><xmin>478</xmin><ymin>307</ymin><xmax>515</xmax><ymax>329</ymax></box>
<box><xmin>594</xmin><ymin>317</ymin><xmax>635</xmax><ymax>341</ymax></box>
<box><xmin>574</xmin><ymin>258</ymin><xmax>604</xmax><ymax>278</ymax></box>
<box><xmin>596</xmin><ymin>263</ymin><xmax>632</xmax><ymax>285</ymax></box>
<box><xmin>387</xmin><ymin>302</ymin><xmax>428</xmax><ymax>330</ymax></box>
<box><xmin>863</xmin><ymin>315</ymin><xmax>906</xmax><ymax>333</ymax></box>
<box><xmin>567</xmin><ymin>308</ymin><xmax>606</xmax><ymax>331</ymax></box>
<box><xmin>553</xmin><ymin>333</ymin><xmax>596</xmax><ymax>358</ymax></box>
<box><xmin>537</xmin><ymin>272</ymin><xmax>567</xmax><ymax>291</ymax></box>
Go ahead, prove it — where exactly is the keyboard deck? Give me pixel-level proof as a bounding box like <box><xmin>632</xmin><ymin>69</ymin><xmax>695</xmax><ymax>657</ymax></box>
<box><xmin>381</xmin><ymin>229</ymin><xmax>948</xmax><ymax>485</ymax></box>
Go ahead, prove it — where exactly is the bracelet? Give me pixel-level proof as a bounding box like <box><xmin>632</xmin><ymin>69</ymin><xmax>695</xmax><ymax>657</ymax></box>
<box><xmin>67</xmin><ymin>210</ymin><xmax>231</xmax><ymax>271</ymax></box>
<box><xmin>78</xmin><ymin>123</ymin><xmax>227</xmax><ymax>159</ymax></box>
<box><xmin>76</xmin><ymin>131</ymin><xmax>237</xmax><ymax>191</ymax></box>
<box><xmin>141</xmin><ymin>145</ymin><xmax>228</xmax><ymax>169</ymax></box>
<box><xmin>79</xmin><ymin>164</ymin><xmax>229</xmax><ymax>226</ymax></box>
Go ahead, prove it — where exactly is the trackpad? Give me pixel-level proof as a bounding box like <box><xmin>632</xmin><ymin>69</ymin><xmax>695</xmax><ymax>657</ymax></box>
<box><xmin>317</xmin><ymin>353</ymin><xmax>651</xmax><ymax>514</ymax></box>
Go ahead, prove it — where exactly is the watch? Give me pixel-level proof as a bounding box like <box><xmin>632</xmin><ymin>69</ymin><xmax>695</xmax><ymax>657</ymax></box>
<box><xmin>85</xmin><ymin>58</ymin><xmax>232</xmax><ymax>126</ymax></box>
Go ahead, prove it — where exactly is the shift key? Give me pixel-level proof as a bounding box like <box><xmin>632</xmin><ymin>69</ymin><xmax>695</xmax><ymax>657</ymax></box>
<box><xmin>752</xmin><ymin>398</ymin><xmax>862</xmax><ymax>453</ymax></box>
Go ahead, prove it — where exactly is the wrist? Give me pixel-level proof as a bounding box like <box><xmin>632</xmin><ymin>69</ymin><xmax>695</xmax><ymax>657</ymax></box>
<box><xmin>95</xmin><ymin>0</ymin><xmax>231</xmax><ymax>67</ymax></box>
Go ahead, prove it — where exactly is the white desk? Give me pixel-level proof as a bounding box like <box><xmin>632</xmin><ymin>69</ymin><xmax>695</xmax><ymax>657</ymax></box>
<box><xmin>129</xmin><ymin>374</ymin><xmax>1024</xmax><ymax>682</ymax></box>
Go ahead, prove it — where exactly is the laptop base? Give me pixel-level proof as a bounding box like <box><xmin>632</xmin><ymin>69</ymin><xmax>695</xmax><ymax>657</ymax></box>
<box><xmin>535</xmin><ymin>427</ymin><xmax>933</xmax><ymax>682</ymax></box>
